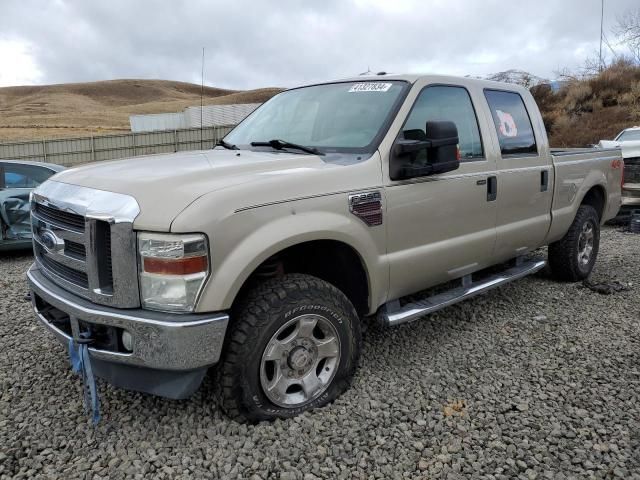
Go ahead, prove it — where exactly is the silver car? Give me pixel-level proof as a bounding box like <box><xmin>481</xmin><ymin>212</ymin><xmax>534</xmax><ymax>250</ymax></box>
<box><xmin>0</xmin><ymin>160</ymin><xmax>64</xmax><ymax>251</ymax></box>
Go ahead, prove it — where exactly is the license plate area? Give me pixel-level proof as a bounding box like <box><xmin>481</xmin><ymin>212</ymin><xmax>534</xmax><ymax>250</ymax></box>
<box><xmin>33</xmin><ymin>292</ymin><xmax>126</xmax><ymax>353</ymax></box>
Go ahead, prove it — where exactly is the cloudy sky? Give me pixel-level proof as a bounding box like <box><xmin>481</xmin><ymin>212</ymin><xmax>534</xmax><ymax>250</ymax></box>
<box><xmin>0</xmin><ymin>0</ymin><xmax>638</xmax><ymax>90</ymax></box>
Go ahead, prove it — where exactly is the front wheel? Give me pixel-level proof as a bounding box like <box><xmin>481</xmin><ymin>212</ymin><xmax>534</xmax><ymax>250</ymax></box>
<box><xmin>548</xmin><ymin>204</ymin><xmax>600</xmax><ymax>281</ymax></box>
<box><xmin>217</xmin><ymin>274</ymin><xmax>361</xmax><ymax>422</ymax></box>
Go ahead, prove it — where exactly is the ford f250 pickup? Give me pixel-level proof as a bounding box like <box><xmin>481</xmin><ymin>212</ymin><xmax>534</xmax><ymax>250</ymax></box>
<box><xmin>27</xmin><ymin>74</ymin><xmax>623</xmax><ymax>422</ymax></box>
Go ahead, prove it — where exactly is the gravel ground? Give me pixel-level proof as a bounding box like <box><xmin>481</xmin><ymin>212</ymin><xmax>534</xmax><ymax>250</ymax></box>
<box><xmin>1</xmin><ymin>226</ymin><xmax>639</xmax><ymax>480</ymax></box>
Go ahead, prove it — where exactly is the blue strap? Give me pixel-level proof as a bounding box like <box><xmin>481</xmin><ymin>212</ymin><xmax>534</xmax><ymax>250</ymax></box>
<box><xmin>68</xmin><ymin>334</ymin><xmax>101</xmax><ymax>425</ymax></box>
<box><xmin>68</xmin><ymin>336</ymin><xmax>82</xmax><ymax>372</ymax></box>
<box><xmin>82</xmin><ymin>344</ymin><xmax>100</xmax><ymax>424</ymax></box>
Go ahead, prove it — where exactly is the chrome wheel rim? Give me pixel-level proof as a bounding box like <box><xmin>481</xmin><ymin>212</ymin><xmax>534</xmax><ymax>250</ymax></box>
<box><xmin>260</xmin><ymin>314</ymin><xmax>341</xmax><ymax>408</ymax></box>
<box><xmin>577</xmin><ymin>221</ymin><xmax>595</xmax><ymax>267</ymax></box>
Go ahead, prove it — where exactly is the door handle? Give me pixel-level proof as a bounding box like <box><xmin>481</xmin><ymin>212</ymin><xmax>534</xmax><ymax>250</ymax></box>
<box><xmin>540</xmin><ymin>170</ymin><xmax>549</xmax><ymax>192</ymax></box>
<box><xmin>487</xmin><ymin>176</ymin><xmax>497</xmax><ymax>201</ymax></box>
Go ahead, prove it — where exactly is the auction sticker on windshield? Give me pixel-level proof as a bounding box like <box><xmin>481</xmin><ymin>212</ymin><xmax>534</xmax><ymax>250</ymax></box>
<box><xmin>349</xmin><ymin>83</ymin><xmax>393</xmax><ymax>92</ymax></box>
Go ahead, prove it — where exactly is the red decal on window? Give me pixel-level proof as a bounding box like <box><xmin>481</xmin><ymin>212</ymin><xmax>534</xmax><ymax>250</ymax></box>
<box><xmin>496</xmin><ymin>110</ymin><xmax>518</xmax><ymax>138</ymax></box>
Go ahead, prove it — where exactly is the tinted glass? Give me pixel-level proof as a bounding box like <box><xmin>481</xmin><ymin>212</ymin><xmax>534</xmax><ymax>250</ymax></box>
<box><xmin>403</xmin><ymin>86</ymin><xmax>483</xmax><ymax>161</ymax></box>
<box><xmin>2</xmin><ymin>164</ymin><xmax>54</xmax><ymax>188</ymax></box>
<box><xmin>617</xmin><ymin>130</ymin><xmax>640</xmax><ymax>142</ymax></box>
<box><xmin>484</xmin><ymin>90</ymin><xmax>537</xmax><ymax>155</ymax></box>
<box><xmin>225</xmin><ymin>81</ymin><xmax>407</xmax><ymax>152</ymax></box>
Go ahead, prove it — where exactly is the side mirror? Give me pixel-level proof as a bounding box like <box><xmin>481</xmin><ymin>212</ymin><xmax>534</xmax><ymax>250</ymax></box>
<box><xmin>391</xmin><ymin>121</ymin><xmax>460</xmax><ymax>180</ymax></box>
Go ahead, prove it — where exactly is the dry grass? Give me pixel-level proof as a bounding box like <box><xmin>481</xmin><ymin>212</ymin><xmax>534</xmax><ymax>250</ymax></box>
<box><xmin>531</xmin><ymin>60</ymin><xmax>640</xmax><ymax>147</ymax></box>
<box><xmin>0</xmin><ymin>79</ymin><xmax>282</xmax><ymax>141</ymax></box>
<box><xmin>7</xmin><ymin>66</ymin><xmax>639</xmax><ymax>146</ymax></box>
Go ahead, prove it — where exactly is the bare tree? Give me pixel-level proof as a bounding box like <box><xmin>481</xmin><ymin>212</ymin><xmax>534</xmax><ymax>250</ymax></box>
<box><xmin>553</xmin><ymin>67</ymin><xmax>581</xmax><ymax>83</ymax></box>
<box><xmin>615</xmin><ymin>8</ymin><xmax>640</xmax><ymax>64</ymax></box>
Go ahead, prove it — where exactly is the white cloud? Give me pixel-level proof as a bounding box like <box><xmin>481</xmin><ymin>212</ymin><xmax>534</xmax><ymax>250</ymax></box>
<box><xmin>0</xmin><ymin>39</ymin><xmax>42</xmax><ymax>86</ymax></box>
<box><xmin>0</xmin><ymin>0</ymin><xmax>638</xmax><ymax>89</ymax></box>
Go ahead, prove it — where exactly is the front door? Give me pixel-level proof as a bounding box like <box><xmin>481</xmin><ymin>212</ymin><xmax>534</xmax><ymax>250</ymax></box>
<box><xmin>385</xmin><ymin>85</ymin><xmax>498</xmax><ymax>301</ymax></box>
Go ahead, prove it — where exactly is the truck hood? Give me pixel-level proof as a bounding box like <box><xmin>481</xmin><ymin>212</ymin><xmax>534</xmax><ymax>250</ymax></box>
<box><xmin>51</xmin><ymin>149</ymin><xmax>367</xmax><ymax>231</ymax></box>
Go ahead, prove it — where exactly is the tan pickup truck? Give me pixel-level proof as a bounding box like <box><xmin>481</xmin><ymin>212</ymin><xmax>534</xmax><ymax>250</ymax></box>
<box><xmin>28</xmin><ymin>74</ymin><xmax>623</xmax><ymax>422</ymax></box>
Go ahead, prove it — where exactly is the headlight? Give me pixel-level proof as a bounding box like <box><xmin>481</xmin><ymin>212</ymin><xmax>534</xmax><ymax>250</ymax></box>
<box><xmin>138</xmin><ymin>232</ymin><xmax>209</xmax><ymax>313</ymax></box>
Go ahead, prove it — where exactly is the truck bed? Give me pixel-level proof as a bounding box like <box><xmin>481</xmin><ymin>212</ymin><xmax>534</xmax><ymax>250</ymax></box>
<box><xmin>550</xmin><ymin>147</ymin><xmax>620</xmax><ymax>156</ymax></box>
<box><xmin>545</xmin><ymin>146</ymin><xmax>623</xmax><ymax>242</ymax></box>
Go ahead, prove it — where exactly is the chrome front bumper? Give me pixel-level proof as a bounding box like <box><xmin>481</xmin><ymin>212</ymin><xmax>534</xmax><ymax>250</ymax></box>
<box><xmin>27</xmin><ymin>264</ymin><xmax>229</xmax><ymax>371</ymax></box>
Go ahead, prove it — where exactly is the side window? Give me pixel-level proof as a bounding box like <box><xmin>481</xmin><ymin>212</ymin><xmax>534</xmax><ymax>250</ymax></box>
<box><xmin>3</xmin><ymin>164</ymin><xmax>54</xmax><ymax>188</ymax></box>
<box><xmin>403</xmin><ymin>85</ymin><xmax>484</xmax><ymax>162</ymax></box>
<box><xmin>484</xmin><ymin>90</ymin><xmax>537</xmax><ymax>156</ymax></box>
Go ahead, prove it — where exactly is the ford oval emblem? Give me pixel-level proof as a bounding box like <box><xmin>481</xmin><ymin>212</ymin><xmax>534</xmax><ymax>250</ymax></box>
<box><xmin>41</xmin><ymin>229</ymin><xmax>63</xmax><ymax>252</ymax></box>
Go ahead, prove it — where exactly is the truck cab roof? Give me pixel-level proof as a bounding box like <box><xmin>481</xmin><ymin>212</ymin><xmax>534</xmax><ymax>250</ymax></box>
<box><xmin>316</xmin><ymin>73</ymin><xmax>531</xmax><ymax>93</ymax></box>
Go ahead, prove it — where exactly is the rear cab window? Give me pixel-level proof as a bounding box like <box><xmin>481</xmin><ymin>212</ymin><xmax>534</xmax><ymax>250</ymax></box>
<box><xmin>484</xmin><ymin>89</ymin><xmax>537</xmax><ymax>156</ymax></box>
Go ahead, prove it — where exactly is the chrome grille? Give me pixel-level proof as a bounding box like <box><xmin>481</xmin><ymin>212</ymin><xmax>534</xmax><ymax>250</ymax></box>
<box><xmin>624</xmin><ymin>157</ymin><xmax>640</xmax><ymax>184</ymax></box>
<box><xmin>34</xmin><ymin>203</ymin><xmax>86</xmax><ymax>232</ymax></box>
<box><xmin>104</xmin><ymin>229</ymin><xmax>113</xmax><ymax>287</ymax></box>
<box><xmin>64</xmin><ymin>240</ymin><xmax>86</xmax><ymax>260</ymax></box>
<box><xmin>30</xmin><ymin>181</ymin><xmax>141</xmax><ymax>308</ymax></box>
<box><xmin>36</xmin><ymin>244</ymin><xmax>89</xmax><ymax>288</ymax></box>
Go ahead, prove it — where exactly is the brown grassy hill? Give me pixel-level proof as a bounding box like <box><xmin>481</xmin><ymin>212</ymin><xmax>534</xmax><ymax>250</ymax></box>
<box><xmin>531</xmin><ymin>61</ymin><xmax>640</xmax><ymax>147</ymax></box>
<box><xmin>0</xmin><ymin>79</ymin><xmax>282</xmax><ymax>141</ymax></box>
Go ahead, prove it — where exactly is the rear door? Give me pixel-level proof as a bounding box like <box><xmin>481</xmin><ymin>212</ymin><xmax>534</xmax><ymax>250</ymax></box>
<box><xmin>482</xmin><ymin>89</ymin><xmax>553</xmax><ymax>262</ymax></box>
<box><xmin>384</xmin><ymin>84</ymin><xmax>498</xmax><ymax>300</ymax></box>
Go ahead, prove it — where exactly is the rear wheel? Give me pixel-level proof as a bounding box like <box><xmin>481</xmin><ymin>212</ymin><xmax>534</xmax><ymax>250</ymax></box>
<box><xmin>218</xmin><ymin>274</ymin><xmax>361</xmax><ymax>422</ymax></box>
<box><xmin>548</xmin><ymin>205</ymin><xmax>600</xmax><ymax>281</ymax></box>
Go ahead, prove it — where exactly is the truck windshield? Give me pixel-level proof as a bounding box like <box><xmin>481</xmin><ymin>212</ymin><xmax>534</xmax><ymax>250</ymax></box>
<box><xmin>223</xmin><ymin>81</ymin><xmax>408</xmax><ymax>154</ymax></box>
<box><xmin>616</xmin><ymin>130</ymin><xmax>640</xmax><ymax>142</ymax></box>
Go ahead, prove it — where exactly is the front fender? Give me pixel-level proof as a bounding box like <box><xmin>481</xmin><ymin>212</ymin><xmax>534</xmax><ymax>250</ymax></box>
<box><xmin>194</xmin><ymin>206</ymin><xmax>388</xmax><ymax>315</ymax></box>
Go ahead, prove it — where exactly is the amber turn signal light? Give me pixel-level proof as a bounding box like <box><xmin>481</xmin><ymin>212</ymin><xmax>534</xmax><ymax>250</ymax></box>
<box><xmin>143</xmin><ymin>255</ymin><xmax>208</xmax><ymax>275</ymax></box>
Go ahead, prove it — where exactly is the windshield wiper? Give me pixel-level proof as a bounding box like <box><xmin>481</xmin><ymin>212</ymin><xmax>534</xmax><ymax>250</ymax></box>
<box><xmin>250</xmin><ymin>139</ymin><xmax>323</xmax><ymax>156</ymax></box>
<box><xmin>216</xmin><ymin>139</ymin><xmax>239</xmax><ymax>150</ymax></box>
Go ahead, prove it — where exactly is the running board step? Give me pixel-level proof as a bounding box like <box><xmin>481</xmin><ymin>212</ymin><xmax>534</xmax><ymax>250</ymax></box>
<box><xmin>380</xmin><ymin>259</ymin><xmax>547</xmax><ymax>327</ymax></box>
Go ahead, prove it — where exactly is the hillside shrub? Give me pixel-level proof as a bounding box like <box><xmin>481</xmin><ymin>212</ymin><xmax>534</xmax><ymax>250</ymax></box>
<box><xmin>531</xmin><ymin>60</ymin><xmax>640</xmax><ymax>146</ymax></box>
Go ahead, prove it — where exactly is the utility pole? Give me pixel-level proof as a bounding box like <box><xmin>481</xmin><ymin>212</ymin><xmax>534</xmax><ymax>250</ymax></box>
<box><xmin>200</xmin><ymin>47</ymin><xmax>205</xmax><ymax>149</ymax></box>
<box><xmin>599</xmin><ymin>0</ymin><xmax>604</xmax><ymax>72</ymax></box>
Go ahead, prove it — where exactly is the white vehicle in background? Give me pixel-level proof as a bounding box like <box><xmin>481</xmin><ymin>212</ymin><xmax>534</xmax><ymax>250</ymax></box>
<box><xmin>599</xmin><ymin>127</ymin><xmax>640</xmax><ymax>218</ymax></box>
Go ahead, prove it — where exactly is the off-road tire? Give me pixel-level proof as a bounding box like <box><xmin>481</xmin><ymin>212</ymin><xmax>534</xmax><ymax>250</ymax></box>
<box><xmin>217</xmin><ymin>274</ymin><xmax>361</xmax><ymax>423</ymax></box>
<box><xmin>548</xmin><ymin>204</ymin><xmax>600</xmax><ymax>281</ymax></box>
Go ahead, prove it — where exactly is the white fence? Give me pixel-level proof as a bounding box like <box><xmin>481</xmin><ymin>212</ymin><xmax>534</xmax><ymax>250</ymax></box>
<box><xmin>128</xmin><ymin>112</ymin><xmax>188</xmax><ymax>132</ymax></box>
<box><xmin>130</xmin><ymin>103</ymin><xmax>260</xmax><ymax>132</ymax></box>
<box><xmin>0</xmin><ymin>125</ymin><xmax>234</xmax><ymax>167</ymax></box>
